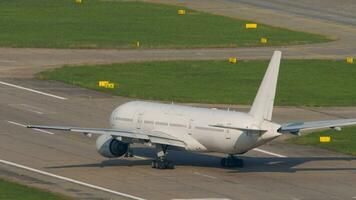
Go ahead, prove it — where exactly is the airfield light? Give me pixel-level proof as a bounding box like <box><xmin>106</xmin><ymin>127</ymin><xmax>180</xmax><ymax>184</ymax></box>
<box><xmin>75</xmin><ymin>0</ymin><xmax>82</xmax><ymax>4</ymax></box>
<box><xmin>135</xmin><ymin>41</ymin><xmax>140</xmax><ymax>48</ymax></box>
<box><xmin>333</xmin><ymin>127</ymin><xmax>342</xmax><ymax>131</ymax></box>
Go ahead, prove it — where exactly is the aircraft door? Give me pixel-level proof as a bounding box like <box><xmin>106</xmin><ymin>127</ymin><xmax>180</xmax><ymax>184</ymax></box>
<box><xmin>225</xmin><ymin>123</ymin><xmax>231</xmax><ymax>139</ymax></box>
<box><xmin>188</xmin><ymin>119</ymin><xmax>194</xmax><ymax>136</ymax></box>
<box><xmin>135</xmin><ymin>111</ymin><xmax>144</xmax><ymax>131</ymax></box>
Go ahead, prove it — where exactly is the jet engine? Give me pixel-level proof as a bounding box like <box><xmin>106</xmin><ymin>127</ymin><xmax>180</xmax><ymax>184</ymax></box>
<box><xmin>96</xmin><ymin>135</ymin><xmax>129</xmax><ymax>158</ymax></box>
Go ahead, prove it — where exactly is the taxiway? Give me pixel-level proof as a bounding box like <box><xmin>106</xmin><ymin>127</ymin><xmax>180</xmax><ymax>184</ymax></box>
<box><xmin>0</xmin><ymin>79</ymin><xmax>355</xmax><ymax>200</ymax></box>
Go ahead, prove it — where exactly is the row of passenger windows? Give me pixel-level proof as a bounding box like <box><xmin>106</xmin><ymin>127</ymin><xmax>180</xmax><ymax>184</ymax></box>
<box><xmin>114</xmin><ymin>117</ymin><xmax>186</xmax><ymax>128</ymax></box>
<box><xmin>114</xmin><ymin>117</ymin><xmax>223</xmax><ymax>132</ymax></box>
<box><xmin>195</xmin><ymin>126</ymin><xmax>224</xmax><ymax>132</ymax></box>
<box><xmin>114</xmin><ymin>117</ymin><xmax>133</xmax><ymax>122</ymax></box>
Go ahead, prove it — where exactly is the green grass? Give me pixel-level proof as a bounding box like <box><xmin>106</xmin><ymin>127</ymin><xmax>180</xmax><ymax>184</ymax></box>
<box><xmin>288</xmin><ymin>126</ymin><xmax>356</xmax><ymax>156</ymax></box>
<box><xmin>0</xmin><ymin>0</ymin><xmax>330</xmax><ymax>49</ymax></box>
<box><xmin>38</xmin><ymin>59</ymin><xmax>356</xmax><ymax>106</ymax></box>
<box><xmin>0</xmin><ymin>178</ymin><xmax>73</xmax><ymax>200</ymax></box>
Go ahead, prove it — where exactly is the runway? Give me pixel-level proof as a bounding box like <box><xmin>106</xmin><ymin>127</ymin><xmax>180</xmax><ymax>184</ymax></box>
<box><xmin>1</xmin><ymin>78</ymin><xmax>356</xmax><ymax>200</ymax></box>
<box><xmin>228</xmin><ymin>0</ymin><xmax>356</xmax><ymax>27</ymax></box>
<box><xmin>1</xmin><ymin>0</ymin><xmax>356</xmax><ymax>199</ymax></box>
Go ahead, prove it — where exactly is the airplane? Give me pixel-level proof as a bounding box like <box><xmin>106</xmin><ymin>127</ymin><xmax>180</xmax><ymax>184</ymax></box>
<box><xmin>28</xmin><ymin>51</ymin><xmax>356</xmax><ymax>169</ymax></box>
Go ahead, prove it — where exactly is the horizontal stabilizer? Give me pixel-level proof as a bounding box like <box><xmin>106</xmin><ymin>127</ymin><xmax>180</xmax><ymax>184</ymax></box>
<box><xmin>279</xmin><ymin>118</ymin><xmax>356</xmax><ymax>134</ymax></box>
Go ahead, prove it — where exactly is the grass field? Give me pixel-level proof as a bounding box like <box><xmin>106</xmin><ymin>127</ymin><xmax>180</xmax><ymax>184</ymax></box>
<box><xmin>38</xmin><ymin>59</ymin><xmax>356</xmax><ymax>106</ymax></box>
<box><xmin>289</xmin><ymin>126</ymin><xmax>356</xmax><ymax>156</ymax></box>
<box><xmin>0</xmin><ymin>178</ymin><xmax>72</xmax><ymax>200</ymax></box>
<box><xmin>0</xmin><ymin>0</ymin><xmax>330</xmax><ymax>49</ymax></box>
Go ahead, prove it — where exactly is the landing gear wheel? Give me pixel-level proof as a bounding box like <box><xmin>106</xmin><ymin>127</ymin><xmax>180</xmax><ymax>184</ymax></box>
<box><xmin>221</xmin><ymin>158</ymin><xmax>227</xmax><ymax>167</ymax></box>
<box><xmin>233</xmin><ymin>158</ymin><xmax>244</xmax><ymax>167</ymax></box>
<box><xmin>158</xmin><ymin>161</ymin><xmax>165</xmax><ymax>169</ymax></box>
<box><xmin>151</xmin><ymin>159</ymin><xmax>175</xmax><ymax>169</ymax></box>
<box><xmin>151</xmin><ymin>160</ymin><xmax>157</xmax><ymax>168</ymax></box>
<box><xmin>152</xmin><ymin>145</ymin><xmax>175</xmax><ymax>169</ymax></box>
<box><xmin>220</xmin><ymin>156</ymin><xmax>244</xmax><ymax>168</ymax></box>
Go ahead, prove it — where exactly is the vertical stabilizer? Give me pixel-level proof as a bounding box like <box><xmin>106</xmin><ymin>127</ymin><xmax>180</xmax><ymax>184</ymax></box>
<box><xmin>249</xmin><ymin>51</ymin><xmax>281</xmax><ymax>121</ymax></box>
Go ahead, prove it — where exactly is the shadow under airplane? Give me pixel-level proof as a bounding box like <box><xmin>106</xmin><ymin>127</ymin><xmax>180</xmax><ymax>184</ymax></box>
<box><xmin>46</xmin><ymin>147</ymin><xmax>356</xmax><ymax>173</ymax></box>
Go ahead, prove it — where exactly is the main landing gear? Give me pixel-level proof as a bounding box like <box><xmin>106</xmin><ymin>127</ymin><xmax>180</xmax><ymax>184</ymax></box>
<box><xmin>151</xmin><ymin>145</ymin><xmax>175</xmax><ymax>169</ymax></box>
<box><xmin>220</xmin><ymin>155</ymin><xmax>244</xmax><ymax>168</ymax></box>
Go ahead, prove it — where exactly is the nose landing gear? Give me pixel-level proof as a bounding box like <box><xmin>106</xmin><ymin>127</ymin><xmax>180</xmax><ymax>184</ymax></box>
<box><xmin>221</xmin><ymin>155</ymin><xmax>244</xmax><ymax>168</ymax></box>
<box><xmin>124</xmin><ymin>144</ymin><xmax>134</xmax><ymax>157</ymax></box>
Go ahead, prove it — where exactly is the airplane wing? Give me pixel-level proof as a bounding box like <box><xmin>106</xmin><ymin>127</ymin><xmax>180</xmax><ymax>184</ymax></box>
<box><xmin>278</xmin><ymin>118</ymin><xmax>356</xmax><ymax>134</ymax></box>
<box><xmin>27</xmin><ymin>125</ymin><xmax>186</xmax><ymax>148</ymax></box>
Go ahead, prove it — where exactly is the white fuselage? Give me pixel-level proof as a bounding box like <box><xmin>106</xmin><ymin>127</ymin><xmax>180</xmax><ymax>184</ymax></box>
<box><xmin>110</xmin><ymin>101</ymin><xmax>281</xmax><ymax>154</ymax></box>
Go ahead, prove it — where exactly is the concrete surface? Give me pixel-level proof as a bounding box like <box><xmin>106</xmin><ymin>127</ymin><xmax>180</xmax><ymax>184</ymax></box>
<box><xmin>1</xmin><ymin>0</ymin><xmax>356</xmax><ymax>199</ymax></box>
<box><xmin>0</xmin><ymin>78</ymin><xmax>355</xmax><ymax>200</ymax></box>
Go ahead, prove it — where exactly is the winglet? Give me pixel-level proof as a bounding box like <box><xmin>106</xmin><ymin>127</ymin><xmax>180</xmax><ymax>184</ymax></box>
<box><xmin>249</xmin><ymin>51</ymin><xmax>281</xmax><ymax>121</ymax></box>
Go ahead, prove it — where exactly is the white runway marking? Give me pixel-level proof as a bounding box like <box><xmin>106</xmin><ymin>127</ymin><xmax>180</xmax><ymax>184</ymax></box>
<box><xmin>194</xmin><ymin>172</ymin><xmax>217</xmax><ymax>179</ymax></box>
<box><xmin>10</xmin><ymin>104</ymin><xmax>45</xmax><ymax>115</ymax></box>
<box><xmin>0</xmin><ymin>159</ymin><xmax>146</xmax><ymax>200</ymax></box>
<box><xmin>7</xmin><ymin>121</ymin><xmax>55</xmax><ymax>135</ymax></box>
<box><xmin>0</xmin><ymin>60</ymin><xmax>16</xmax><ymax>63</ymax></box>
<box><xmin>253</xmin><ymin>148</ymin><xmax>287</xmax><ymax>158</ymax></box>
<box><xmin>172</xmin><ymin>198</ymin><xmax>230</xmax><ymax>200</ymax></box>
<box><xmin>133</xmin><ymin>155</ymin><xmax>148</xmax><ymax>160</ymax></box>
<box><xmin>0</xmin><ymin>81</ymin><xmax>67</xmax><ymax>100</ymax></box>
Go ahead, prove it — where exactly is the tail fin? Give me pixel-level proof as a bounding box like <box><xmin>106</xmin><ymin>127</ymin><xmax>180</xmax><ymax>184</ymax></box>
<box><xmin>249</xmin><ymin>51</ymin><xmax>281</xmax><ymax>121</ymax></box>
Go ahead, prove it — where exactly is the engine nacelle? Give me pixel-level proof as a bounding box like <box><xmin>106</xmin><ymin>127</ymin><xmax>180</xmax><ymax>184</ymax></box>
<box><xmin>96</xmin><ymin>135</ymin><xmax>129</xmax><ymax>158</ymax></box>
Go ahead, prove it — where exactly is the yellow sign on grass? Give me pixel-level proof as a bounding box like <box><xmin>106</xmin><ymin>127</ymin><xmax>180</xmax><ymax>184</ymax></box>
<box><xmin>107</xmin><ymin>83</ymin><xmax>115</xmax><ymax>89</ymax></box>
<box><xmin>75</xmin><ymin>0</ymin><xmax>82</xmax><ymax>4</ymax></box>
<box><xmin>98</xmin><ymin>81</ymin><xmax>109</xmax><ymax>87</ymax></box>
<box><xmin>346</xmin><ymin>57</ymin><xmax>354</xmax><ymax>64</ymax></box>
<box><xmin>178</xmin><ymin>9</ymin><xmax>186</xmax><ymax>15</ymax></box>
<box><xmin>135</xmin><ymin>41</ymin><xmax>140</xmax><ymax>48</ymax></box>
<box><xmin>246</xmin><ymin>23</ymin><xmax>257</xmax><ymax>29</ymax></box>
<box><xmin>260</xmin><ymin>37</ymin><xmax>268</xmax><ymax>44</ymax></box>
<box><xmin>320</xmin><ymin>136</ymin><xmax>331</xmax><ymax>143</ymax></box>
<box><xmin>98</xmin><ymin>81</ymin><xmax>118</xmax><ymax>89</ymax></box>
<box><xmin>229</xmin><ymin>57</ymin><xmax>237</xmax><ymax>64</ymax></box>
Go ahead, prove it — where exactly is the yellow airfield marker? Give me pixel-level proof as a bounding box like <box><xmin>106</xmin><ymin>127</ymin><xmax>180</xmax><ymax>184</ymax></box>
<box><xmin>98</xmin><ymin>81</ymin><xmax>109</xmax><ymax>87</ymax></box>
<box><xmin>229</xmin><ymin>57</ymin><xmax>237</xmax><ymax>64</ymax></box>
<box><xmin>107</xmin><ymin>83</ymin><xmax>115</xmax><ymax>89</ymax></box>
<box><xmin>245</xmin><ymin>23</ymin><xmax>257</xmax><ymax>29</ymax></box>
<box><xmin>260</xmin><ymin>37</ymin><xmax>268</xmax><ymax>44</ymax></box>
<box><xmin>98</xmin><ymin>81</ymin><xmax>117</xmax><ymax>89</ymax></box>
<box><xmin>319</xmin><ymin>136</ymin><xmax>331</xmax><ymax>143</ymax></box>
<box><xmin>75</xmin><ymin>0</ymin><xmax>82</xmax><ymax>4</ymax></box>
<box><xmin>178</xmin><ymin>9</ymin><xmax>186</xmax><ymax>15</ymax></box>
<box><xmin>346</xmin><ymin>57</ymin><xmax>354</xmax><ymax>64</ymax></box>
<box><xmin>135</xmin><ymin>41</ymin><xmax>140</xmax><ymax>48</ymax></box>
